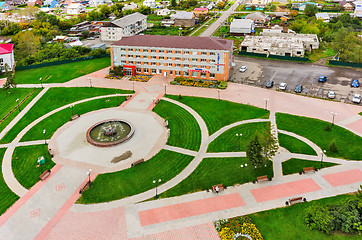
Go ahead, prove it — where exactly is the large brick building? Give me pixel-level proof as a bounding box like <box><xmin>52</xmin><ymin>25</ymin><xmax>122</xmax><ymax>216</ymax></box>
<box><xmin>110</xmin><ymin>35</ymin><xmax>233</xmax><ymax>81</ymax></box>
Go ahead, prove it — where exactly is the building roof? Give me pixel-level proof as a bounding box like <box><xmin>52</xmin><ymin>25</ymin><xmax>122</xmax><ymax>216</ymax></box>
<box><xmin>171</xmin><ymin>11</ymin><xmax>194</xmax><ymax>19</ymax></box>
<box><xmin>315</xmin><ymin>12</ymin><xmax>330</xmax><ymax>19</ymax></box>
<box><xmin>111</xmin><ymin>12</ymin><xmax>146</xmax><ymax>28</ymax></box>
<box><xmin>194</xmin><ymin>8</ymin><xmax>208</xmax><ymax>11</ymax></box>
<box><xmin>230</xmin><ymin>19</ymin><xmax>253</xmax><ymax>29</ymax></box>
<box><xmin>245</xmin><ymin>12</ymin><xmax>269</xmax><ymax>20</ymax></box>
<box><xmin>112</xmin><ymin>35</ymin><xmax>233</xmax><ymax>51</ymax></box>
<box><xmin>0</xmin><ymin>44</ymin><xmax>14</xmax><ymax>55</ymax></box>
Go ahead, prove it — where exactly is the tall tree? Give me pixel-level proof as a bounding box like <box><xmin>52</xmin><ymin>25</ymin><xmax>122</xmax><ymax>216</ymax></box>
<box><xmin>304</xmin><ymin>4</ymin><xmax>318</xmax><ymax>17</ymax></box>
<box><xmin>2</xmin><ymin>63</ymin><xmax>17</xmax><ymax>93</ymax></box>
<box><xmin>259</xmin><ymin>127</ymin><xmax>278</xmax><ymax>167</ymax></box>
<box><xmin>16</xmin><ymin>31</ymin><xmax>40</xmax><ymax>60</ymax></box>
<box><xmin>171</xmin><ymin>0</ymin><xmax>177</xmax><ymax>7</ymax></box>
<box><xmin>246</xmin><ymin>135</ymin><xmax>264</xmax><ymax>168</ymax></box>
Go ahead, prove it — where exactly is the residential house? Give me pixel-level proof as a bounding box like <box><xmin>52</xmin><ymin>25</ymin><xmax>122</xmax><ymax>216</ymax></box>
<box><xmin>0</xmin><ymin>43</ymin><xmax>14</xmax><ymax>72</ymax></box>
<box><xmin>156</xmin><ymin>8</ymin><xmax>171</xmax><ymax>16</ymax></box>
<box><xmin>315</xmin><ymin>12</ymin><xmax>330</xmax><ymax>22</ymax></box>
<box><xmin>230</xmin><ymin>19</ymin><xmax>255</xmax><ymax>36</ymax></box>
<box><xmin>27</xmin><ymin>0</ymin><xmax>41</xmax><ymax>6</ymax></box>
<box><xmin>0</xmin><ymin>1</ymin><xmax>14</xmax><ymax>11</ymax></box>
<box><xmin>143</xmin><ymin>0</ymin><xmax>156</xmax><ymax>8</ymax></box>
<box><xmin>111</xmin><ymin>35</ymin><xmax>233</xmax><ymax>81</ymax></box>
<box><xmin>170</xmin><ymin>11</ymin><xmax>196</xmax><ymax>27</ymax></box>
<box><xmin>339</xmin><ymin>0</ymin><xmax>354</xmax><ymax>11</ymax></box>
<box><xmin>67</xmin><ymin>21</ymin><xmax>92</xmax><ymax>36</ymax></box>
<box><xmin>63</xmin><ymin>0</ymin><xmax>80</xmax><ymax>6</ymax></box>
<box><xmin>52</xmin><ymin>35</ymin><xmax>67</xmax><ymax>42</ymax></box>
<box><xmin>298</xmin><ymin>2</ymin><xmax>316</xmax><ymax>11</ymax></box>
<box><xmin>206</xmin><ymin>2</ymin><xmax>215</xmax><ymax>10</ymax></box>
<box><xmin>193</xmin><ymin>7</ymin><xmax>208</xmax><ymax>17</ymax></box>
<box><xmin>67</xmin><ymin>3</ymin><xmax>85</xmax><ymax>15</ymax></box>
<box><xmin>43</xmin><ymin>0</ymin><xmax>58</xmax><ymax>7</ymax></box>
<box><xmin>354</xmin><ymin>1</ymin><xmax>362</xmax><ymax>17</ymax></box>
<box><xmin>89</xmin><ymin>0</ymin><xmax>110</xmax><ymax>7</ymax></box>
<box><xmin>123</xmin><ymin>2</ymin><xmax>138</xmax><ymax>11</ymax></box>
<box><xmin>245</xmin><ymin>12</ymin><xmax>270</xmax><ymax>26</ymax></box>
<box><xmin>101</xmin><ymin>12</ymin><xmax>147</xmax><ymax>42</ymax></box>
<box><xmin>250</xmin><ymin>0</ymin><xmax>270</xmax><ymax>5</ymax></box>
<box><xmin>9</xmin><ymin>0</ymin><xmax>26</xmax><ymax>5</ymax></box>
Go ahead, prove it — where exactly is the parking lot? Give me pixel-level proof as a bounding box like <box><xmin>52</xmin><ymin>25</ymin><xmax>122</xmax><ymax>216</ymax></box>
<box><xmin>230</xmin><ymin>56</ymin><xmax>362</xmax><ymax>104</ymax></box>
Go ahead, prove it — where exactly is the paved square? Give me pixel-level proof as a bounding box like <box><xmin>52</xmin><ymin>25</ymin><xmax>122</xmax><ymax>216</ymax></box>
<box><xmin>323</xmin><ymin>169</ymin><xmax>362</xmax><ymax>187</ymax></box>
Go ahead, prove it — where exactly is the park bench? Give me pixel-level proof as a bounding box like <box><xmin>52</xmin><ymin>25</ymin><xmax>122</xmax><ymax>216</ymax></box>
<box><xmin>48</xmin><ymin>148</ymin><xmax>54</xmax><ymax>158</ymax></box>
<box><xmin>131</xmin><ymin>158</ymin><xmax>144</xmax><ymax>167</ymax></box>
<box><xmin>39</xmin><ymin>169</ymin><xmax>51</xmax><ymax>181</ymax></box>
<box><xmin>303</xmin><ymin>167</ymin><xmax>315</xmax><ymax>174</ymax></box>
<box><xmin>154</xmin><ymin>99</ymin><xmax>160</xmax><ymax>104</ymax></box>
<box><xmin>211</xmin><ymin>184</ymin><xmax>225</xmax><ymax>193</ymax></box>
<box><xmin>257</xmin><ymin>175</ymin><xmax>270</xmax><ymax>182</ymax></box>
<box><xmin>286</xmin><ymin>196</ymin><xmax>306</xmax><ymax>205</ymax></box>
<box><xmin>79</xmin><ymin>181</ymin><xmax>90</xmax><ymax>194</ymax></box>
<box><xmin>70</xmin><ymin>114</ymin><xmax>80</xmax><ymax>121</ymax></box>
<box><xmin>126</xmin><ymin>95</ymin><xmax>133</xmax><ymax>101</ymax></box>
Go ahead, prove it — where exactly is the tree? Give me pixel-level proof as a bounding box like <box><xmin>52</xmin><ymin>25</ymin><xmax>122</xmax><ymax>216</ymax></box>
<box><xmin>81</xmin><ymin>30</ymin><xmax>89</xmax><ymax>39</ymax></box>
<box><xmin>305</xmin><ymin>205</ymin><xmax>335</xmax><ymax>234</ymax></box>
<box><xmin>246</xmin><ymin>135</ymin><xmax>264</xmax><ymax>168</ymax></box>
<box><xmin>329</xmin><ymin>142</ymin><xmax>338</xmax><ymax>152</ymax></box>
<box><xmin>171</xmin><ymin>0</ymin><xmax>177</xmax><ymax>7</ymax></box>
<box><xmin>2</xmin><ymin>63</ymin><xmax>17</xmax><ymax>93</ymax></box>
<box><xmin>304</xmin><ymin>4</ymin><xmax>318</xmax><ymax>17</ymax></box>
<box><xmin>15</xmin><ymin>31</ymin><xmax>40</xmax><ymax>60</ymax></box>
<box><xmin>138</xmin><ymin>6</ymin><xmax>151</xmax><ymax>15</ymax></box>
<box><xmin>332</xmin><ymin>28</ymin><xmax>358</xmax><ymax>62</ymax></box>
<box><xmin>259</xmin><ymin>127</ymin><xmax>278</xmax><ymax>167</ymax></box>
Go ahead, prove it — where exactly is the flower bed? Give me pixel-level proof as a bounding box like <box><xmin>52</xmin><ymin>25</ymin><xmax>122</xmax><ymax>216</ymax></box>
<box><xmin>105</xmin><ymin>74</ymin><xmax>122</xmax><ymax>80</ymax></box>
<box><xmin>214</xmin><ymin>216</ymin><xmax>263</xmax><ymax>240</ymax></box>
<box><xmin>171</xmin><ymin>77</ymin><xmax>227</xmax><ymax>89</ymax></box>
<box><xmin>130</xmin><ymin>75</ymin><xmax>151</xmax><ymax>82</ymax></box>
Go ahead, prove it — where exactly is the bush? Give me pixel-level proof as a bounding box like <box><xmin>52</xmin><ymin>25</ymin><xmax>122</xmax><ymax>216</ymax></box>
<box><xmin>324</xmin><ymin>124</ymin><xmax>331</xmax><ymax>132</ymax></box>
<box><xmin>305</xmin><ymin>205</ymin><xmax>335</xmax><ymax>234</ymax></box>
<box><xmin>329</xmin><ymin>142</ymin><xmax>338</xmax><ymax>152</ymax></box>
<box><xmin>218</xmin><ymin>81</ymin><xmax>227</xmax><ymax>89</ymax></box>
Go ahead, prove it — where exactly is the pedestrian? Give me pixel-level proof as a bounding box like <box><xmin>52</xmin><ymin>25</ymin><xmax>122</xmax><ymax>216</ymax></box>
<box><xmin>215</xmin><ymin>186</ymin><xmax>219</xmax><ymax>193</ymax></box>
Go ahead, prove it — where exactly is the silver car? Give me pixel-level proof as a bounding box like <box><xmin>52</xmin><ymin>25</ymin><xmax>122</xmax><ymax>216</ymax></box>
<box><xmin>279</xmin><ymin>83</ymin><xmax>287</xmax><ymax>90</ymax></box>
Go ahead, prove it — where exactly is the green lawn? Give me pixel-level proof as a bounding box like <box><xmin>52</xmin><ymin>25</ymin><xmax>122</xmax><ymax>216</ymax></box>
<box><xmin>14</xmin><ymin>57</ymin><xmax>110</xmax><ymax>84</ymax></box>
<box><xmin>1</xmin><ymin>87</ymin><xmax>132</xmax><ymax>143</ymax></box>
<box><xmin>153</xmin><ymin>100</ymin><xmax>201</xmax><ymax>151</ymax></box>
<box><xmin>0</xmin><ymin>148</ymin><xmax>20</xmax><ymax>216</ymax></box>
<box><xmin>276</xmin><ymin>113</ymin><xmax>362</xmax><ymax>160</ymax></box>
<box><xmin>208</xmin><ymin>122</ymin><xmax>269</xmax><ymax>152</ymax></box>
<box><xmin>249</xmin><ymin>194</ymin><xmax>360</xmax><ymax>240</ymax></box>
<box><xmin>278</xmin><ymin>133</ymin><xmax>317</xmax><ymax>156</ymax></box>
<box><xmin>12</xmin><ymin>145</ymin><xmax>54</xmax><ymax>189</ymax></box>
<box><xmin>21</xmin><ymin>96</ymin><xmax>126</xmax><ymax>141</ymax></box>
<box><xmin>159</xmin><ymin>157</ymin><xmax>273</xmax><ymax>199</ymax></box>
<box><xmin>0</xmin><ymin>88</ymin><xmax>41</xmax><ymax>134</ymax></box>
<box><xmin>167</xmin><ymin>95</ymin><xmax>269</xmax><ymax>134</ymax></box>
<box><xmin>77</xmin><ymin>150</ymin><xmax>194</xmax><ymax>204</ymax></box>
<box><xmin>282</xmin><ymin>158</ymin><xmax>338</xmax><ymax>175</ymax></box>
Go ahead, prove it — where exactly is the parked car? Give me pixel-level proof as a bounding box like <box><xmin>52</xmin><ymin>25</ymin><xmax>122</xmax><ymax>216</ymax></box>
<box><xmin>318</xmin><ymin>76</ymin><xmax>327</xmax><ymax>82</ymax></box>
<box><xmin>279</xmin><ymin>83</ymin><xmax>287</xmax><ymax>90</ymax></box>
<box><xmin>294</xmin><ymin>84</ymin><xmax>303</xmax><ymax>93</ymax></box>
<box><xmin>87</xmin><ymin>37</ymin><xmax>95</xmax><ymax>40</ymax></box>
<box><xmin>351</xmin><ymin>79</ymin><xmax>360</xmax><ymax>87</ymax></box>
<box><xmin>352</xmin><ymin>94</ymin><xmax>361</xmax><ymax>103</ymax></box>
<box><xmin>327</xmin><ymin>91</ymin><xmax>336</xmax><ymax>99</ymax></box>
<box><xmin>239</xmin><ymin>66</ymin><xmax>247</xmax><ymax>72</ymax></box>
<box><xmin>266</xmin><ymin>80</ymin><xmax>274</xmax><ymax>88</ymax></box>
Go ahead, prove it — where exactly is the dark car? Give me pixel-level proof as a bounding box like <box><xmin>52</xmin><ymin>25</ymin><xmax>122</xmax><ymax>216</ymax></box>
<box><xmin>318</xmin><ymin>76</ymin><xmax>327</xmax><ymax>82</ymax></box>
<box><xmin>351</xmin><ymin>79</ymin><xmax>360</xmax><ymax>87</ymax></box>
<box><xmin>266</xmin><ymin>80</ymin><xmax>274</xmax><ymax>88</ymax></box>
<box><xmin>295</xmin><ymin>84</ymin><xmax>303</xmax><ymax>93</ymax></box>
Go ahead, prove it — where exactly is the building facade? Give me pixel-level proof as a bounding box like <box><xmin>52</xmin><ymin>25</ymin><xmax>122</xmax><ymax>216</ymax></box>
<box><xmin>101</xmin><ymin>12</ymin><xmax>147</xmax><ymax>42</ymax></box>
<box><xmin>0</xmin><ymin>44</ymin><xmax>14</xmax><ymax>72</ymax></box>
<box><xmin>110</xmin><ymin>35</ymin><xmax>233</xmax><ymax>81</ymax></box>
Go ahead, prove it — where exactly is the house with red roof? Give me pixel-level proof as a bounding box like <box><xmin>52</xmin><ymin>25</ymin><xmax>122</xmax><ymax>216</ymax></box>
<box><xmin>193</xmin><ymin>8</ymin><xmax>209</xmax><ymax>17</ymax></box>
<box><xmin>0</xmin><ymin>44</ymin><xmax>14</xmax><ymax>73</ymax></box>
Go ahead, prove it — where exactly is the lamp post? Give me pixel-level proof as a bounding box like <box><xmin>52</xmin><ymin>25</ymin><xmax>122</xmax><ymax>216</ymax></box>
<box><xmin>16</xmin><ymin>98</ymin><xmax>20</xmax><ymax>112</ymax></box>
<box><xmin>88</xmin><ymin>77</ymin><xmax>92</xmax><ymax>87</ymax></box>
<box><xmin>39</xmin><ymin>77</ymin><xmax>43</xmax><ymax>88</ymax></box>
<box><xmin>179</xmin><ymin>27</ymin><xmax>182</xmax><ymax>36</ymax></box>
<box><xmin>87</xmin><ymin>169</ymin><xmax>92</xmax><ymax>188</ymax></box>
<box><xmin>236</xmin><ymin>133</ymin><xmax>242</xmax><ymax>151</ymax></box>
<box><xmin>70</xmin><ymin>105</ymin><xmax>74</xmax><ymax>117</ymax></box>
<box><xmin>43</xmin><ymin>129</ymin><xmax>46</xmax><ymax>145</ymax></box>
<box><xmin>153</xmin><ymin>179</ymin><xmax>161</xmax><ymax>197</ymax></box>
<box><xmin>331</xmin><ymin>112</ymin><xmax>337</xmax><ymax>126</ymax></box>
<box><xmin>240</xmin><ymin>163</ymin><xmax>247</xmax><ymax>183</ymax></box>
<box><xmin>163</xmin><ymin>83</ymin><xmax>167</xmax><ymax>95</ymax></box>
<box><xmin>132</xmin><ymin>81</ymin><xmax>135</xmax><ymax>92</ymax></box>
<box><xmin>320</xmin><ymin>150</ymin><xmax>326</xmax><ymax>168</ymax></box>
<box><xmin>265</xmin><ymin>98</ymin><xmax>269</xmax><ymax>111</ymax></box>
<box><xmin>217</xmin><ymin>89</ymin><xmax>220</xmax><ymax>101</ymax></box>
<box><xmin>152</xmin><ymin>97</ymin><xmax>155</xmax><ymax>108</ymax></box>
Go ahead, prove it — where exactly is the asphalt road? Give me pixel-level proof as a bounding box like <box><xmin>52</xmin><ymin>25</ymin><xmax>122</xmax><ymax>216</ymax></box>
<box><xmin>231</xmin><ymin>56</ymin><xmax>362</xmax><ymax>104</ymax></box>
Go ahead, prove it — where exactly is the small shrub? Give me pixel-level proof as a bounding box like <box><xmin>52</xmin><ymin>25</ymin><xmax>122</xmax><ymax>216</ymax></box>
<box><xmin>178</xmin><ymin>94</ymin><xmax>183</xmax><ymax>99</ymax></box>
<box><xmin>329</xmin><ymin>142</ymin><xmax>338</xmax><ymax>152</ymax></box>
<box><xmin>305</xmin><ymin>205</ymin><xmax>335</xmax><ymax>234</ymax></box>
<box><xmin>324</xmin><ymin>124</ymin><xmax>331</xmax><ymax>132</ymax></box>
<box><xmin>218</xmin><ymin>81</ymin><xmax>227</xmax><ymax>89</ymax></box>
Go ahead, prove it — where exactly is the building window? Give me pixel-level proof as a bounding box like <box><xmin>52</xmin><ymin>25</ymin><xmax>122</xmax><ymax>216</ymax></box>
<box><xmin>192</xmin><ymin>71</ymin><xmax>197</xmax><ymax>77</ymax></box>
<box><xmin>175</xmin><ymin>51</ymin><xmax>181</xmax><ymax>54</ymax></box>
<box><xmin>152</xmin><ymin>56</ymin><xmax>157</xmax><ymax>59</ymax></box>
<box><xmin>176</xmin><ymin>64</ymin><xmax>181</xmax><ymax>67</ymax></box>
<box><xmin>144</xmin><ymin>68</ymin><xmax>149</xmax><ymax>73</ymax></box>
<box><xmin>211</xmin><ymin>59</ymin><xmax>216</xmax><ymax>63</ymax></box>
<box><xmin>136</xmin><ymin>55</ymin><xmax>140</xmax><ymax>58</ymax></box>
<box><xmin>170</xmin><ymin>70</ymin><xmax>173</xmax><ymax>75</ymax></box>
<box><xmin>136</xmin><ymin>68</ymin><xmax>141</xmax><ymax>73</ymax></box>
<box><xmin>201</xmin><ymin>59</ymin><xmax>207</xmax><ymax>62</ymax></box>
<box><xmin>210</xmin><ymin>52</ymin><xmax>215</xmax><ymax>55</ymax></box>
<box><xmin>210</xmin><ymin>73</ymin><xmax>215</xmax><ymax>78</ymax></box>
<box><xmin>151</xmin><ymin>62</ymin><xmax>156</xmax><ymax>65</ymax></box>
<box><xmin>184</xmin><ymin>71</ymin><xmax>189</xmax><ymax>76</ymax></box>
<box><xmin>200</xmin><ymin>72</ymin><xmax>206</xmax><ymax>78</ymax></box>
<box><xmin>192</xmin><ymin>58</ymin><xmax>197</xmax><ymax>62</ymax></box>
<box><xmin>175</xmin><ymin>71</ymin><xmax>180</xmax><ymax>76</ymax></box>
<box><xmin>152</xmin><ymin>69</ymin><xmax>157</xmax><ymax>73</ymax></box>
<box><xmin>175</xmin><ymin>57</ymin><xmax>181</xmax><ymax>61</ymax></box>
<box><xmin>202</xmin><ymin>52</ymin><xmax>207</xmax><ymax>55</ymax></box>
<box><xmin>168</xmin><ymin>63</ymin><xmax>173</xmax><ymax>66</ymax></box>
<box><xmin>0</xmin><ymin>59</ymin><xmax>3</xmax><ymax>63</ymax></box>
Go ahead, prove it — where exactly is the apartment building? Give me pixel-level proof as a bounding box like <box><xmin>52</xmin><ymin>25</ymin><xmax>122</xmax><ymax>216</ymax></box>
<box><xmin>101</xmin><ymin>12</ymin><xmax>147</xmax><ymax>42</ymax></box>
<box><xmin>111</xmin><ymin>35</ymin><xmax>233</xmax><ymax>81</ymax></box>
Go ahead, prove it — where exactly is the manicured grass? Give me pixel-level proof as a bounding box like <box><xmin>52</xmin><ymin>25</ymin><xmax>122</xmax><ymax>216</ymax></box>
<box><xmin>12</xmin><ymin>145</ymin><xmax>54</xmax><ymax>189</ymax></box>
<box><xmin>153</xmin><ymin>100</ymin><xmax>201</xmax><ymax>151</ymax></box>
<box><xmin>167</xmin><ymin>95</ymin><xmax>269</xmax><ymax>134</ymax></box>
<box><xmin>282</xmin><ymin>158</ymin><xmax>338</xmax><ymax>175</ymax></box>
<box><xmin>278</xmin><ymin>133</ymin><xmax>317</xmax><ymax>156</ymax></box>
<box><xmin>14</xmin><ymin>57</ymin><xmax>110</xmax><ymax>84</ymax></box>
<box><xmin>207</xmin><ymin>122</ymin><xmax>270</xmax><ymax>152</ymax></box>
<box><xmin>359</xmin><ymin>112</ymin><xmax>362</xmax><ymax>116</ymax></box>
<box><xmin>0</xmin><ymin>88</ymin><xmax>41</xmax><ymax>134</ymax></box>
<box><xmin>159</xmin><ymin>157</ymin><xmax>273</xmax><ymax>198</ymax></box>
<box><xmin>77</xmin><ymin>150</ymin><xmax>194</xmax><ymax>204</ymax></box>
<box><xmin>249</xmin><ymin>194</ymin><xmax>360</xmax><ymax>240</ymax></box>
<box><xmin>0</xmin><ymin>148</ymin><xmax>20</xmax><ymax>216</ymax></box>
<box><xmin>1</xmin><ymin>87</ymin><xmax>132</xmax><ymax>143</ymax></box>
<box><xmin>21</xmin><ymin>96</ymin><xmax>126</xmax><ymax>141</ymax></box>
<box><xmin>276</xmin><ymin>113</ymin><xmax>362</xmax><ymax>160</ymax></box>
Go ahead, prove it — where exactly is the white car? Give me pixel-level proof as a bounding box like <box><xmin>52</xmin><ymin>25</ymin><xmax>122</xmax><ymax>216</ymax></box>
<box><xmin>352</xmin><ymin>94</ymin><xmax>361</xmax><ymax>103</ymax></box>
<box><xmin>327</xmin><ymin>91</ymin><xmax>336</xmax><ymax>99</ymax></box>
<box><xmin>279</xmin><ymin>83</ymin><xmax>287</xmax><ymax>90</ymax></box>
<box><xmin>239</xmin><ymin>66</ymin><xmax>247</xmax><ymax>72</ymax></box>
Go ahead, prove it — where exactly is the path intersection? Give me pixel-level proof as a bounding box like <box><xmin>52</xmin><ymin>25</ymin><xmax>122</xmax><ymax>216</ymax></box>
<box><xmin>0</xmin><ymin>68</ymin><xmax>361</xmax><ymax>239</ymax></box>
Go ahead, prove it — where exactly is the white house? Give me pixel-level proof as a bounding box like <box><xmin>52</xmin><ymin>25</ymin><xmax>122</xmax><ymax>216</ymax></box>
<box><xmin>354</xmin><ymin>1</ymin><xmax>362</xmax><ymax>17</ymax></box>
<box><xmin>0</xmin><ymin>44</ymin><xmax>14</xmax><ymax>72</ymax></box>
<box><xmin>230</xmin><ymin>19</ymin><xmax>255</xmax><ymax>35</ymax></box>
<box><xmin>67</xmin><ymin>3</ymin><xmax>85</xmax><ymax>14</ymax></box>
<box><xmin>143</xmin><ymin>0</ymin><xmax>156</xmax><ymax>8</ymax></box>
<box><xmin>315</xmin><ymin>12</ymin><xmax>330</xmax><ymax>22</ymax></box>
<box><xmin>88</xmin><ymin>0</ymin><xmax>105</xmax><ymax>7</ymax></box>
<box><xmin>156</xmin><ymin>8</ymin><xmax>171</xmax><ymax>16</ymax></box>
<box><xmin>123</xmin><ymin>2</ymin><xmax>138</xmax><ymax>11</ymax></box>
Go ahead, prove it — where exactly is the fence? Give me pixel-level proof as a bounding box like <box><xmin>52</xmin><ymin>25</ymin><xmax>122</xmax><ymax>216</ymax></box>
<box><xmin>15</xmin><ymin>54</ymin><xmax>110</xmax><ymax>71</ymax></box>
<box><xmin>239</xmin><ymin>51</ymin><xmax>309</xmax><ymax>62</ymax></box>
<box><xmin>329</xmin><ymin>60</ymin><xmax>362</xmax><ymax>68</ymax></box>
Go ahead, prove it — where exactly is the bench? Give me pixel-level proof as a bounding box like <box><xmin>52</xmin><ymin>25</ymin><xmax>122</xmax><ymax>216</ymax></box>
<box><xmin>212</xmin><ymin>184</ymin><xmax>225</xmax><ymax>193</ymax></box>
<box><xmin>79</xmin><ymin>181</ymin><xmax>90</xmax><ymax>194</ymax></box>
<box><xmin>256</xmin><ymin>175</ymin><xmax>270</xmax><ymax>182</ymax></box>
<box><xmin>303</xmin><ymin>167</ymin><xmax>315</xmax><ymax>174</ymax></box>
<box><xmin>286</xmin><ymin>196</ymin><xmax>306</xmax><ymax>205</ymax></box>
<box><xmin>39</xmin><ymin>169</ymin><xmax>51</xmax><ymax>181</ymax></box>
<box><xmin>164</xmin><ymin>120</ymin><xmax>168</xmax><ymax>127</ymax></box>
<box><xmin>70</xmin><ymin>114</ymin><xmax>80</xmax><ymax>121</ymax></box>
<box><xmin>126</xmin><ymin>95</ymin><xmax>133</xmax><ymax>101</ymax></box>
<box><xmin>131</xmin><ymin>158</ymin><xmax>144</xmax><ymax>167</ymax></box>
<box><xmin>48</xmin><ymin>148</ymin><xmax>54</xmax><ymax>158</ymax></box>
<box><xmin>154</xmin><ymin>99</ymin><xmax>160</xmax><ymax>104</ymax></box>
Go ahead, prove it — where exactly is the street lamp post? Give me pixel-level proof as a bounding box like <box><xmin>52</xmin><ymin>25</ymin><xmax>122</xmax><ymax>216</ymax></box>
<box><xmin>265</xmin><ymin>98</ymin><xmax>269</xmax><ymax>111</ymax></box>
<box><xmin>16</xmin><ymin>98</ymin><xmax>20</xmax><ymax>112</ymax></box>
<box><xmin>240</xmin><ymin>163</ymin><xmax>247</xmax><ymax>183</ymax></box>
<box><xmin>88</xmin><ymin>77</ymin><xmax>92</xmax><ymax>88</ymax></box>
<box><xmin>217</xmin><ymin>89</ymin><xmax>220</xmax><ymax>101</ymax></box>
<box><xmin>320</xmin><ymin>150</ymin><xmax>326</xmax><ymax>168</ymax></box>
<box><xmin>331</xmin><ymin>112</ymin><xmax>337</xmax><ymax>125</ymax></box>
<box><xmin>70</xmin><ymin>105</ymin><xmax>74</xmax><ymax>117</ymax></box>
<box><xmin>153</xmin><ymin>179</ymin><xmax>161</xmax><ymax>197</ymax></box>
<box><xmin>39</xmin><ymin>78</ymin><xmax>43</xmax><ymax>88</ymax></box>
<box><xmin>236</xmin><ymin>133</ymin><xmax>242</xmax><ymax>151</ymax></box>
<box><xmin>43</xmin><ymin>129</ymin><xmax>46</xmax><ymax>145</ymax></box>
<box><xmin>179</xmin><ymin>27</ymin><xmax>182</xmax><ymax>36</ymax></box>
<box><xmin>132</xmin><ymin>81</ymin><xmax>135</xmax><ymax>92</ymax></box>
<box><xmin>163</xmin><ymin>83</ymin><xmax>167</xmax><ymax>95</ymax></box>
<box><xmin>87</xmin><ymin>169</ymin><xmax>92</xmax><ymax>188</ymax></box>
<box><xmin>152</xmin><ymin>97</ymin><xmax>156</xmax><ymax>108</ymax></box>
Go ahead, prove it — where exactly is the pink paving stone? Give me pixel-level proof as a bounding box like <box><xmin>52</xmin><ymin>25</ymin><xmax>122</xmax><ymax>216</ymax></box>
<box><xmin>139</xmin><ymin>193</ymin><xmax>244</xmax><ymax>226</ymax></box>
<box><xmin>130</xmin><ymin>222</ymin><xmax>220</xmax><ymax>240</ymax></box>
<box><xmin>45</xmin><ymin>207</ymin><xmax>126</xmax><ymax>240</ymax></box>
<box><xmin>251</xmin><ymin>178</ymin><xmax>322</xmax><ymax>203</ymax></box>
<box><xmin>346</xmin><ymin>118</ymin><xmax>362</xmax><ymax>135</ymax></box>
<box><xmin>323</xmin><ymin>169</ymin><xmax>362</xmax><ymax>187</ymax></box>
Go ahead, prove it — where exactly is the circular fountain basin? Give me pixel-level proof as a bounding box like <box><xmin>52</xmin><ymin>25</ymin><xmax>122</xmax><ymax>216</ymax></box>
<box><xmin>86</xmin><ymin>119</ymin><xmax>135</xmax><ymax>147</ymax></box>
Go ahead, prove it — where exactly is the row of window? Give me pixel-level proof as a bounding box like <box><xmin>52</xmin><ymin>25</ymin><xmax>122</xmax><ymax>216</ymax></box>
<box><xmin>119</xmin><ymin>54</ymin><xmax>216</xmax><ymax>63</ymax></box>
<box><xmin>119</xmin><ymin>61</ymin><xmax>214</xmax><ymax>69</ymax></box>
<box><xmin>118</xmin><ymin>48</ymin><xmax>217</xmax><ymax>56</ymax></box>
<box><xmin>134</xmin><ymin>68</ymin><xmax>215</xmax><ymax>78</ymax></box>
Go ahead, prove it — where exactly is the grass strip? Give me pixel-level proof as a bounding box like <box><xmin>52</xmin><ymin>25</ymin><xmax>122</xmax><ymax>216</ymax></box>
<box><xmin>282</xmin><ymin>158</ymin><xmax>338</xmax><ymax>175</ymax></box>
<box><xmin>278</xmin><ymin>133</ymin><xmax>317</xmax><ymax>156</ymax></box>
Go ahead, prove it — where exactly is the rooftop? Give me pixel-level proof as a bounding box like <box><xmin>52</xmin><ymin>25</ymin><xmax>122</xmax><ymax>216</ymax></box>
<box><xmin>112</xmin><ymin>35</ymin><xmax>233</xmax><ymax>51</ymax></box>
<box><xmin>111</xmin><ymin>12</ymin><xmax>146</xmax><ymax>28</ymax></box>
<box><xmin>170</xmin><ymin>11</ymin><xmax>194</xmax><ymax>19</ymax></box>
<box><xmin>0</xmin><ymin>43</ymin><xmax>14</xmax><ymax>54</ymax></box>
